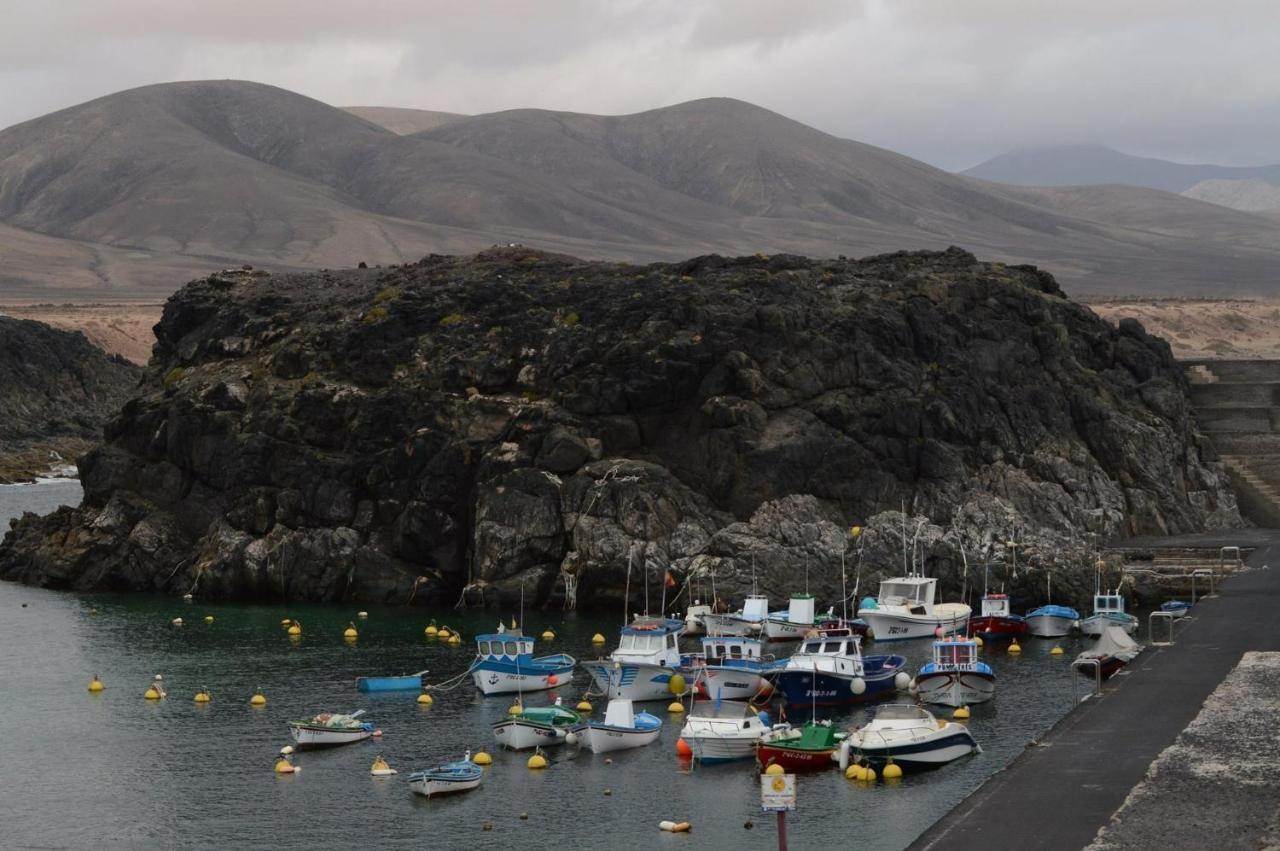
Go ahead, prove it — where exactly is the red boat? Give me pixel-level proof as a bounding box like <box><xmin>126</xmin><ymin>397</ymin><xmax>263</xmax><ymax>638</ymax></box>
<box><xmin>755</xmin><ymin>721</ymin><xmax>843</xmax><ymax>771</ymax></box>
<box><xmin>967</xmin><ymin>593</ymin><xmax>1028</xmax><ymax>641</ymax></box>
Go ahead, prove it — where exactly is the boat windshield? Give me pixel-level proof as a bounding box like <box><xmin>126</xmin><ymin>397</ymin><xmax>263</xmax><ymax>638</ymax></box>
<box><xmin>874</xmin><ymin>705</ymin><xmax>930</xmax><ymax>722</ymax></box>
<box><xmin>935</xmin><ymin>642</ymin><xmax>976</xmax><ymax>667</ymax></box>
<box><xmin>879</xmin><ymin>579</ymin><xmax>933</xmax><ymax>604</ymax></box>
<box><xmin>619</xmin><ymin>634</ymin><xmax>665</xmax><ymax>652</ymax></box>
<box><xmin>1095</xmin><ymin>595</ymin><xmax>1125</xmax><ymax>613</ymax></box>
<box><xmin>690</xmin><ymin>700</ymin><xmax>755</xmax><ymax>720</ymax></box>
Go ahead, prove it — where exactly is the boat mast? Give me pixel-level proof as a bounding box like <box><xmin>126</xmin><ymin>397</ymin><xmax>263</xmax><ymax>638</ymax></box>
<box><xmin>623</xmin><ymin>550</ymin><xmax>632</xmax><ymax>627</ymax></box>
<box><xmin>841</xmin><ymin>549</ymin><xmax>848</xmax><ymax>623</ymax></box>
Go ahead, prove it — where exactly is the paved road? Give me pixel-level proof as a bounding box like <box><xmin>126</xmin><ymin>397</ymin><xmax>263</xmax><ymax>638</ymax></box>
<box><xmin>912</xmin><ymin>530</ymin><xmax>1280</xmax><ymax>851</ymax></box>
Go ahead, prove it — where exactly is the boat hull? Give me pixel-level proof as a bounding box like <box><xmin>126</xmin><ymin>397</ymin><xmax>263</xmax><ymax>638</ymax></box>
<box><xmin>1074</xmin><ymin>655</ymin><xmax>1128</xmax><ymax>680</ymax></box>
<box><xmin>914</xmin><ymin>670</ymin><xmax>995</xmax><ymax>707</ymax></box>
<box><xmin>575</xmin><ymin>723</ymin><xmax>662</xmax><ymax>754</ymax></box>
<box><xmin>408</xmin><ymin>776</ymin><xmax>482</xmax><ymax>797</ymax></box>
<box><xmin>763</xmin><ymin>618</ymin><xmax>816</xmax><ymax>641</ymax></box>
<box><xmin>701</xmin><ymin>614</ymin><xmax>763</xmax><ymax>637</ymax></box>
<box><xmin>692</xmin><ymin>667</ymin><xmax>773</xmax><ymax>702</ymax></box>
<box><xmin>581</xmin><ymin>661</ymin><xmax>679</xmax><ymax>701</ymax></box>
<box><xmin>756</xmin><ymin>742</ymin><xmax>837</xmax><ymax>771</ymax></box>
<box><xmin>356</xmin><ymin>674</ymin><xmax>424</xmax><ymax>692</ymax></box>
<box><xmin>773</xmin><ymin>656</ymin><xmax>905</xmax><ymax>707</ymax></box>
<box><xmin>472</xmin><ymin>663</ymin><xmax>575</xmax><ymax>695</ymax></box>
<box><xmin>288</xmin><ymin>725</ymin><xmax>373</xmax><ymax>749</ymax></box>
<box><xmin>491</xmin><ymin>719</ymin><xmax>570</xmax><ymax>750</ymax></box>
<box><xmin>1080</xmin><ymin>614</ymin><xmax>1138</xmax><ymax>637</ymax></box>
<box><xmin>850</xmin><ymin>730</ymin><xmax>979</xmax><ymax>767</ymax></box>
<box><xmin>1026</xmin><ymin>614</ymin><xmax>1077</xmax><ymax>638</ymax></box>
<box><xmin>967</xmin><ymin>615</ymin><xmax>1027</xmax><ymax>641</ymax></box>
<box><xmin>858</xmin><ymin>606</ymin><xmax>970</xmax><ymax>642</ymax></box>
<box><xmin>682</xmin><ymin>734</ymin><xmax>759</xmax><ymax>764</ymax></box>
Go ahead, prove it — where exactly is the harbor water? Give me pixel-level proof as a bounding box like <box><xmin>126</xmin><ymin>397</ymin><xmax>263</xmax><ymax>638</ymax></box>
<box><xmin>2</xmin><ymin>480</ymin><xmax>1092</xmax><ymax>850</ymax></box>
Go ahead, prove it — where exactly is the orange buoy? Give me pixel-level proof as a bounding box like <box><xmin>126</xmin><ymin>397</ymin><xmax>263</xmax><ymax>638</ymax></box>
<box><xmin>676</xmin><ymin>738</ymin><xmax>693</xmax><ymax>758</ymax></box>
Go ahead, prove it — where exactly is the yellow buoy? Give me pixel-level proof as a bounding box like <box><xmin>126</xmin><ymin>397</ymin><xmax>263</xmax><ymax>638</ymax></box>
<box><xmin>144</xmin><ymin>686</ymin><xmax>162</xmax><ymax>700</ymax></box>
<box><xmin>250</xmin><ymin>691</ymin><xmax>267</xmax><ymax>706</ymax></box>
<box><xmin>436</xmin><ymin>627</ymin><xmax>451</xmax><ymax>639</ymax></box>
<box><xmin>845</xmin><ymin>765</ymin><xmax>862</xmax><ymax>780</ymax></box>
<box><xmin>417</xmin><ymin>693</ymin><xmax>433</xmax><ymax>705</ymax></box>
<box><xmin>764</xmin><ymin>763</ymin><xmax>785</xmax><ymax>776</ymax></box>
<box><xmin>472</xmin><ymin>751</ymin><xmax>493</xmax><ymax>766</ymax></box>
<box><xmin>344</xmin><ymin>623</ymin><xmax>358</xmax><ymax>639</ymax></box>
<box><xmin>280</xmin><ymin>618</ymin><xmax>292</xmax><ymax>626</ymax></box>
<box><xmin>659</xmin><ymin>821</ymin><xmax>692</xmax><ymax>833</ymax></box>
<box><xmin>541</xmin><ymin>629</ymin><xmax>555</xmax><ymax>641</ymax></box>
<box><xmin>287</xmin><ymin>621</ymin><xmax>302</xmax><ymax>636</ymax></box>
<box><xmin>88</xmin><ymin>676</ymin><xmax>104</xmax><ymax>693</ymax></box>
<box><xmin>576</xmin><ymin>700</ymin><xmax>593</xmax><ymax>712</ymax></box>
<box><xmin>1051</xmin><ymin>645</ymin><xmax>1065</xmax><ymax>656</ymax></box>
<box><xmin>954</xmin><ymin>705</ymin><xmax>970</xmax><ymax>720</ymax></box>
<box><xmin>668</xmin><ymin>701</ymin><xmax>685</xmax><ymax>713</ymax></box>
<box><xmin>425</xmin><ymin>622</ymin><xmax>438</xmax><ymax>637</ymax></box>
<box><xmin>863</xmin><ymin>765</ymin><xmax>877</xmax><ymax>781</ymax></box>
<box><xmin>591</xmin><ymin>633</ymin><xmax>606</xmax><ymax>644</ymax></box>
<box><xmin>1008</xmin><ymin>641</ymin><xmax>1022</xmax><ymax>654</ymax></box>
<box><xmin>527</xmin><ymin>751</ymin><xmax>548</xmax><ymax>769</ymax></box>
<box><xmin>274</xmin><ymin>758</ymin><xmax>296</xmax><ymax>774</ymax></box>
<box><xmin>204</xmin><ymin>615</ymin><xmax>214</xmax><ymax>624</ymax></box>
<box><xmin>447</xmin><ymin>633</ymin><xmax>462</xmax><ymax>646</ymax></box>
<box><xmin>194</xmin><ymin>689</ymin><xmax>211</xmax><ymax>703</ymax></box>
<box><xmin>883</xmin><ymin>759</ymin><xmax>903</xmax><ymax>779</ymax></box>
<box><xmin>510</xmin><ymin>617</ymin><xmax>518</xmax><ymax>629</ymax></box>
<box><xmin>370</xmin><ymin>756</ymin><xmax>396</xmax><ymax>776</ymax></box>
<box><xmin>973</xmin><ymin>635</ymin><xmax>984</xmax><ymax>648</ymax></box>
<box><xmin>508</xmin><ymin>702</ymin><xmax>523</xmax><ymax>715</ymax></box>
<box><xmin>668</xmin><ymin>673</ymin><xmax>686</xmax><ymax>696</ymax></box>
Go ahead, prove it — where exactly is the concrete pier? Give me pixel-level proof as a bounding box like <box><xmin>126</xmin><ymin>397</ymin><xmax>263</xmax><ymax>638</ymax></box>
<box><xmin>913</xmin><ymin>530</ymin><xmax>1280</xmax><ymax>851</ymax></box>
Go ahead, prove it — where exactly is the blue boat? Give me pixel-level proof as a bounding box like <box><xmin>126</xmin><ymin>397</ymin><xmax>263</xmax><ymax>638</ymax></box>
<box><xmin>1026</xmin><ymin>604</ymin><xmax>1080</xmax><ymax>638</ymax></box>
<box><xmin>356</xmin><ymin>671</ymin><xmax>428</xmax><ymax>693</ymax></box>
<box><xmin>581</xmin><ymin>617</ymin><xmax>686</xmax><ymax>701</ymax></box>
<box><xmin>769</xmin><ymin>628</ymin><xmax>909</xmax><ymax>708</ymax></box>
<box><xmin>407</xmin><ymin>753</ymin><xmax>483</xmax><ymax>797</ymax></box>
<box><xmin>1159</xmin><ymin>600</ymin><xmax>1192</xmax><ymax>618</ymax></box>
<box><xmin>471</xmin><ymin>630</ymin><xmax>576</xmax><ymax>696</ymax></box>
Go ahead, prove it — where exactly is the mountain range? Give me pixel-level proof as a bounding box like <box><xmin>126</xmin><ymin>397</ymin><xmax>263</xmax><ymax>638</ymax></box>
<box><xmin>2</xmin><ymin>81</ymin><xmax>1279</xmax><ymax>298</ymax></box>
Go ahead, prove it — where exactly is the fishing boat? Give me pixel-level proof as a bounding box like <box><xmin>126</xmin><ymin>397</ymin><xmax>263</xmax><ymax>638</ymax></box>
<box><xmin>1079</xmin><ymin>591</ymin><xmax>1138</xmax><ymax>636</ymax></box>
<box><xmin>407</xmin><ymin>753</ymin><xmax>483</xmax><ymax>798</ymax></box>
<box><xmin>857</xmin><ymin>576</ymin><xmax>970</xmax><ymax>641</ymax></box>
<box><xmin>470</xmin><ymin>630</ymin><xmax>576</xmax><ymax>695</ymax></box>
<box><xmin>913</xmin><ymin>637</ymin><xmax>995</xmax><ymax>707</ymax></box>
<box><xmin>356</xmin><ymin>671</ymin><xmax>428</xmax><ymax>693</ymax></box>
<box><xmin>1025</xmin><ymin>571</ymin><xmax>1079</xmax><ymax>638</ymax></box>
<box><xmin>572</xmin><ymin>698</ymin><xmax>663</xmax><ymax>753</ymax></box>
<box><xmin>491</xmin><ymin>700</ymin><xmax>582</xmax><ymax>750</ymax></box>
<box><xmin>580</xmin><ymin>616</ymin><xmax>686</xmax><ymax>701</ymax></box>
<box><xmin>756</xmin><ymin>720</ymin><xmax>845</xmax><ymax>771</ymax></box>
<box><xmin>1074</xmin><ymin>625</ymin><xmax>1143</xmax><ymax>680</ymax></box>
<box><xmin>764</xmin><ymin>594</ymin><xmax>818</xmax><ymax>641</ymax></box>
<box><xmin>679</xmin><ymin>636</ymin><xmax>774</xmax><ymax>701</ymax></box>
<box><xmin>836</xmin><ymin>704</ymin><xmax>980</xmax><ymax>770</ymax></box>
<box><xmin>678</xmin><ymin>700</ymin><xmax>770</xmax><ymax>763</ymax></box>
<box><xmin>684</xmin><ymin>600</ymin><xmax>712</xmax><ymax>635</ymax></box>
<box><xmin>288</xmin><ymin>710</ymin><xmax>375</xmax><ymax>749</ymax></box>
<box><xmin>702</xmin><ymin>594</ymin><xmax>769</xmax><ymax>637</ymax></box>
<box><xmin>967</xmin><ymin>592</ymin><xmax>1028</xmax><ymax>641</ymax></box>
<box><xmin>1159</xmin><ymin>600</ymin><xmax>1192</xmax><ymax>618</ymax></box>
<box><xmin>769</xmin><ymin>628</ymin><xmax>909</xmax><ymax>707</ymax></box>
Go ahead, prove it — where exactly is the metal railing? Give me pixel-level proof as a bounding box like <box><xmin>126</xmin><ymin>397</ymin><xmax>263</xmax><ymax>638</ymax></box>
<box><xmin>1191</xmin><ymin>568</ymin><xmax>1216</xmax><ymax>602</ymax></box>
<box><xmin>1148</xmin><ymin>610</ymin><xmax>1177</xmax><ymax>646</ymax></box>
<box><xmin>1070</xmin><ymin>658</ymin><xmax>1103</xmax><ymax>702</ymax></box>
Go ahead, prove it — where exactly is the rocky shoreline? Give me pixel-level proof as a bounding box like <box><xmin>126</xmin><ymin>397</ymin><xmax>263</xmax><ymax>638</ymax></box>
<box><xmin>0</xmin><ymin>247</ymin><xmax>1240</xmax><ymax>611</ymax></box>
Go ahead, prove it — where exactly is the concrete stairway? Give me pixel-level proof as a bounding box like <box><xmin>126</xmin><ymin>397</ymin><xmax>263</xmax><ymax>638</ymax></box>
<box><xmin>1113</xmin><ymin>545</ymin><xmax>1249</xmax><ymax>601</ymax></box>
<box><xmin>1185</xmin><ymin>359</ymin><xmax>1280</xmax><ymax>525</ymax></box>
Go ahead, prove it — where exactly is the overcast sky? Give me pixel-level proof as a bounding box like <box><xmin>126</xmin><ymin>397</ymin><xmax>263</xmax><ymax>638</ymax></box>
<box><xmin>3</xmin><ymin>0</ymin><xmax>1278</xmax><ymax>170</ymax></box>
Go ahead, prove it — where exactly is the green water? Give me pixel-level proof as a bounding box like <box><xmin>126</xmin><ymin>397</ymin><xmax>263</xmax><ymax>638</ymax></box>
<box><xmin>1</xmin><ymin>482</ymin><xmax>1091</xmax><ymax>850</ymax></box>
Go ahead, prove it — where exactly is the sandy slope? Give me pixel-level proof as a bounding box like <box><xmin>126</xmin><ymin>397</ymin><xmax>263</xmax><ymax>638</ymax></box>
<box><xmin>1090</xmin><ymin>299</ymin><xmax>1280</xmax><ymax>359</ymax></box>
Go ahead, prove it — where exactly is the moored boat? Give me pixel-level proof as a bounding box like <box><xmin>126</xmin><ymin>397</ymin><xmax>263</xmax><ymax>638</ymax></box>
<box><xmin>407</xmin><ymin>753</ymin><xmax>483</xmax><ymax>797</ymax></box>
<box><xmin>967</xmin><ymin>593</ymin><xmax>1027</xmax><ymax>641</ymax></box>
<box><xmin>470</xmin><ymin>630</ymin><xmax>576</xmax><ymax>696</ymax></box>
<box><xmin>769</xmin><ymin>628</ymin><xmax>909</xmax><ymax>708</ymax></box>
<box><xmin>679</xmin><ymin>635</ymin><xmax>774</xmax><ymax>702</ymax></box>
<box><xmin>678</xmin><ymin>700</ymin><xmax>770</xmax><ymax>763</ymax></box>
<box><xmin>1159</xmin><ymin>600</ymin><xmax>1192</xmax><ymax>619</ymax></box>
<box><xmin>756</xmin><ymin>720</ymin><xmax>845</xmax><ymax>771</ymax></box>
<box><xmin>491</xmin><ymin>701</ymin><xmax>582</xmax><ymax>750</ymax></box>
<box><xmin>1074</xmin><ymin>624</ymin><xmax>1143</xmax><ymax>680</ymax></box>
<box><xmin>580</xmin><ymin>616</ymin><xmax>686</xmax><ymax>701</ymax></box>
<box><xmin>684</xmin><ymin>601</ymin><xmax>713</xmax><ymax>636</ymax></box>
<box><xmin>356</xmin><ymin>671</ymin><xmax>427</xmax><ymax>692</ymax></box>
<box><xmin>1079</xmin><ymin>591</ymin><xmax>1138</xmax><ymax>636</ymax></box>
<box><xmin>837</xmin><ymin>704</ymin><xmax>980</xmax><ymax>770</ymax></box>
<box><xmin>913</xmin><ymin>637</ymin><xmax>995</xmax><ymax>707</ymax></box>
<box><xmin>702</xmin><ymin>594</ymin><xmax>769</xmax><ymax>637</ymax></box>
<box><xmin>1026</xmin><ymin>604</ymin><xmax>1079</xmax><ymax>638</ymax></box>
<box><xmin>857</xmin><ymin>576</ymin><xmax>970</xmax><ymax>641</ymax></box>
<box><xmin>572</xmin><ymin>698</ymin><xmax>663</xmax><ymax>753</ymax></box>
<box><xmin>288</xmin><ymin>710</ymin><xmax>374</xmax><ymax>749</ymax></box>
<box><xmin>763</xmin><ymin>594</ymin><xmax>817</xmax><ymax>641</ymax></box>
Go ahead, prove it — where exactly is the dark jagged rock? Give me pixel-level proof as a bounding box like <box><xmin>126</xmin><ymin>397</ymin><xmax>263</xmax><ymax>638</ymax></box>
<box><xmin>0</xmin><ymin>316</ymin><xmax>141</xmax><ymax>481</ymax></box>
<box><xmin>0</xmin><ymin>248</ymin><xmax>1240</xmax><ymax>611</ymax></box>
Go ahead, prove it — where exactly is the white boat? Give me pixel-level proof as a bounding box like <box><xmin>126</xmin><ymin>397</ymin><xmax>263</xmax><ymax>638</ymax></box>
<box><xmin>573</xmin><ymin>698</ymin><xmax>663</xmax><ymax>753</ymax></box>
<box><xmin>913</xmin><ymin>637</ymin><xmax>995</xmax><ymax>707</ymax></box>
<box><xmin>469</xmin><ymin>630</ymin><xmax>576</xmax><ymax>695</ymax></box>
<box><xmin>1079</xmin><ymin>591</ymin><xmax>1138</xmax><ymax>636</ymax></box>
<box><xmin>702</xmin><ymin>594</ymin><xmax>769</xmax><ymax>637</ymax></box>
<box><xmin>764</xmin><ymin>594</ymin><xmax>817</xmax><ymax>641</ymax></box>
<box><xmin>684</xmin><ymin>601</ymin><xmax>712</xmax><ymax>636</ymax></box>
<box><xmin>491</xmin><ymin>702</ymin><xmax>582</xmax><ymax>750</ymax></box>
<box><xmin>1026</xmin><ymin>604</ymin><xmax>1080</xmax><ymax>638</ymax></box>
<box><xmin>288</xmin><ymin>710</ymin><xmax>374</xmax><ymax>748</ymax></box>
<box><xmin>837</xmin><ymin>704</ymin><xmax>979</xmax><ymax>770</ymax></box>
<box><xmin>1074</xmin><ymin>625</ymin><xmax>1143</xmax><ymax>680</ymax></box>
<box><xmin>678</xmin><ymin>700</ymin><xmax>770</xmax><ymax>763</ymax></box>
<box><xmin>580</xmin><ymin>617</ymin><xmax>686</xmax><ymax>701</ymax></box>
<box><xmin>678</xmin><ymin>636</ymin><xmax>774</xmax><ymax>701</ymax></box>
<box><xmin>857</xmin><ymin>576</ymin><xmax>970</xmax><ymax>641</ymax></box>
<box><xmin>407</xmin><ymin>753</ymin><xmax>483</xmax><ymax>797</ymax></box>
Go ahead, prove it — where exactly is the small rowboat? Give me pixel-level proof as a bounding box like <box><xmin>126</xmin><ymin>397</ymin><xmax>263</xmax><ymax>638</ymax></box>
<box><xmin>288</xmin><ymin>710</ymin><xmax>374</xmax><ymax>749</ymax></box>
<box><xmin>408</xmin><ymin>753</ymin><xmax>483</xmax><ymax>798</ymax></box>
<box><xmin>573</xmin><ymin>698</ymin><xmax>663</xmax><ymax>753</ymax></box>
<box><xmin>492</xmin><ymin>702</ymin><xmax>582</xmax><ymax>750</ymax></box>
<box><xmin>356</xmin><ymin>671</ymin><xmax>428</xmax><ymax>692</ymax></box>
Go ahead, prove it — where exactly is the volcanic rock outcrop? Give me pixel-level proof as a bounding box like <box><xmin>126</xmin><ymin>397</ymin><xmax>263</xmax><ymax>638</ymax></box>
<box><xmin>0</xmin><ymin>248</ymin><xmax>1239</xmax><ymax>610</ymax></box>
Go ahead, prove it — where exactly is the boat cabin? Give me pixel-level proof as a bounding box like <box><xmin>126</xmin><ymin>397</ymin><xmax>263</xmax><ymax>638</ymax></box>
<box><xmin>980</xmin><ymin>593</ymin><xmax>1011</xmax><ymax>618</ymax></box>
<box><xmin>741</xmin><ymin>595</ymin><xmax>770</xmax><ymax>622</ymax></box>
<box><xmin>475</xmin><ymin>634</ymin><xmax>534</xmax><ymax>660</ymax></box>
<box><xmin>932</xmin><ymin>638</ymin><xmax>980</xmax><ymax>669</ymax></box>
<box><xmin>876</xmin><ymin>576</ymin><xmax>938</xmax><ymax>612</ymax></box>
<box><xmin>795</xmin><ymin>633</ymin><xmax>862</xmax><ymax>659</ymax></box>
<box><xmin>700</xmin><ymin>636</ymin><xmax>763</xmax><ymax>662</ymax></box>
<box><xmin>775</xmin><ymin>594</ymin><xmax>816</xmax><ymax>625</ymax></box>
<box><xmin>1093</xmin><ymin>594</ymin><xmax>1127</xmax><ymax>615</ymax></box>
<box><xmin>612</xmin><ymin>617</ymin><xmax>685</xmax><ymax>666</ymax></box>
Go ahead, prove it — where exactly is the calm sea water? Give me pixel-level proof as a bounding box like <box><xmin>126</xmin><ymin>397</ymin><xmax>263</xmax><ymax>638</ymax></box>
<box><xmin>0</xmin><ymin>481</ymin><xmax>1089</xmax><ymax>850</ymax></box>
